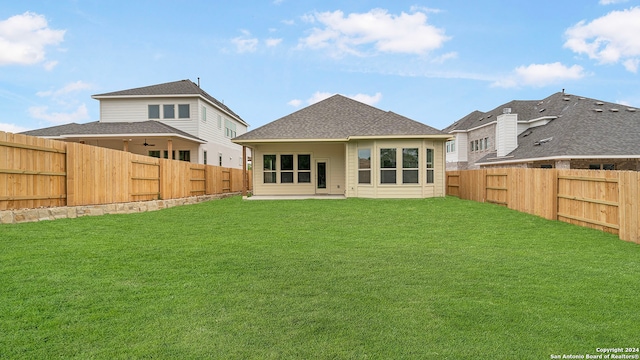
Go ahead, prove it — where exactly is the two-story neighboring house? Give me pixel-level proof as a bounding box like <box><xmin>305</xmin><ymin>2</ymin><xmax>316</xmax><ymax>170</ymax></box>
<box><xmin>22</xmin><ymin>79</ymin><xmax>249</xmax><ymax>168</ymax></box>
<box><xmin>443</xmin><ymin>91</ymin><xmax>640</xmax><ymax>171</ymax></box>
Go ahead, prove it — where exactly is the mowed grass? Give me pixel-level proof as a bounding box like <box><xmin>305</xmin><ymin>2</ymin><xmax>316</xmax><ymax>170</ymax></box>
<box><xmin>0</xmin><ymin>196</ymin><xmax>638</xmax><ymax>359</ymax></box>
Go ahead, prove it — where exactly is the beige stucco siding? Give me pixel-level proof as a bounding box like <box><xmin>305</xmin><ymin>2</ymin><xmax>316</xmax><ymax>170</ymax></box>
<box><xmin>251</xmin><ymin>142</ymin><xmax>346</xmax><ymax>196</ymax></box>
<box><xmin>346</xmin><ymin>139</ymin><xmax>446</xmax><ymax>198</ymax></box>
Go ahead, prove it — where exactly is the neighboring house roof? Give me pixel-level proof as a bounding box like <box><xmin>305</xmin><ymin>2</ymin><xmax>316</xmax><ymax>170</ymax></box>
<box><xmin>233</xmin><ymin>94</ymin><xmax>449</xmax><ymax>143</ymax></box>
<box><xmin>92</xmin><ymin>79</ymin><xmax>248</xmax><ymax>126</ymax></box>
<box><xmin>444</xmin><ymin>92</ymin><xmax>640</xmax><ymax>165</ymax></box>
<box><xmin>21</xmin><ymin>120</ymin><xmax>206</xmax><ymax>143</ymax></box>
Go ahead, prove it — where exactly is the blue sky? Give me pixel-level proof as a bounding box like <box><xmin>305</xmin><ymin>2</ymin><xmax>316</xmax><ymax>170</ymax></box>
<box><xmin>2</xmin><ymin>0</ymin><xmax>640</xmax><ymax>134</ymax></box>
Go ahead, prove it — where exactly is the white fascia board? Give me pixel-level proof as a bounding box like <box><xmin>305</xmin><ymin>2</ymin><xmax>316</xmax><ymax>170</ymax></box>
<box><xmin>348</xmin><ymin>134</ymin><xmax>452</xmax><ymax>140</ymax></box>
<box><xmin>466</xmin><ymin>120</ymin><xmax>497</xmax><ymax>132</ymax></box>
<box><xmin>232</xmin><ymin>138</ymin><xmax>348</xmax><ymax>145</ymax></box>
<box><xmin>60</xmin><ymin>133</ymin><xmax>207</xmax><ymax>144</ymax></box>
<box><xmin>517</xmin><ymin>115</ymin><xmax>557</xmax><ymax>124</ymax></box>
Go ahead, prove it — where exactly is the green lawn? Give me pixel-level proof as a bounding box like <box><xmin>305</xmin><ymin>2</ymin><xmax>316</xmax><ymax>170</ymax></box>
<box><xmin>1</xmin><ymin>196</ymin><xmax>638</xmax><ymax>359</ymax></box>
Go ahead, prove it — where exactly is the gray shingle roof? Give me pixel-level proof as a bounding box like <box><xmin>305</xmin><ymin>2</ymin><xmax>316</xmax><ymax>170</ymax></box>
<box><xmin>450</xmin><ymin>92</ymin><xmax>640</xmax><ymax>164</ymax></box>
<box><xmin>92</xmin><ymin>79</ymin><xmax>247</xmax><ymax>125</ymax></box>
<box><xmin>233</xmin><ymin>94</ymin><xmax>447</xmax><ymax>142</ymax></box>
<box><xmin>21</xmin><ymin>121</ymin><xmax>205</xmax><ymax>142</ymax></box>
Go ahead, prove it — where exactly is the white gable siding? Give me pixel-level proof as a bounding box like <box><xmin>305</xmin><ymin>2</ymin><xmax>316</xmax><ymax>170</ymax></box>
<box><xmin>496</xmin><ymin>113</ymin><xmax>518</xmax><ymax>157</ymax></box>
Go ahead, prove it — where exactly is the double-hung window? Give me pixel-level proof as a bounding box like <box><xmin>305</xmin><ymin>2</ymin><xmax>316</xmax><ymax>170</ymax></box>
<box><xmin>263</xmin><ymin>155</ymin><xmax>276</xmax><ymax>183</ymax></box>
<box><xmin>298</xmin><ymin>155</ymin><xmax>311</xmax><ymax>183</ymax></box>
<box><xmin>380</xmin><ymin>148</ymin><xmax>397</xmax><ymax>184</ymax></box>
<box><xmin>280</xmin><ymin>155</ymin><xmax>294</xmax><ymax>183</ymax></box>
<box><xmin>426</xmin><ymin>149</ymin><xmax>434</xmax><ymax>184</ymax></box>
<box><xmin>402</xmin><ymin>148</ymin><xmax>419</xmax><ymax>184</ymax></box>
<box><xmin>358</xmin><ymin>149</ymin><xmax>371</xmax><ymax>184</ymax></box>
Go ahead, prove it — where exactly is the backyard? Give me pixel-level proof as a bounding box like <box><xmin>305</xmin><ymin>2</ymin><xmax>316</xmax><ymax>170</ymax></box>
<box><xmin>0</xmin><ymin>196</ymin><xmax>638</xmax><ymax>359</ymax></box>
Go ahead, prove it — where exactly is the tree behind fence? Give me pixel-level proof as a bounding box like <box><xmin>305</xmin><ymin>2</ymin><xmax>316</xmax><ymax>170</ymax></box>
<box><xmin>0</xmin><ymin>131</ymin><xmax>250</xmax><ymax>211</ymax></box>
<box><xmin>446</xmin><ymin>168</ymin><xmax>639</xmax><ymax>244</ymax></box>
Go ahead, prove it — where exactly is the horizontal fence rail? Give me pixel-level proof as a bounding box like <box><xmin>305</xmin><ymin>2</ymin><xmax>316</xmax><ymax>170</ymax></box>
<box><xmin>1</xmin><ymin>131</ymin><xmax>251</xmax><ymax>211</ymax></box>
<box><xmin>446</xmin><ymin>168</ymin><xmax>639</xmax><ymax>244</ymax></box>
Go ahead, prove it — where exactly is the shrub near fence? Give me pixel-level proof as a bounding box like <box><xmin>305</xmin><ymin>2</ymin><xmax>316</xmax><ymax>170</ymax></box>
<box><xmin>446</xmin><ymin>168</ymin><xmax>639</xmax><ymax>244</ymax></box>
<box><xmin>0</xmin><ymin>131</ymin><xmax>251</xmax><ymax>211</ymax></box>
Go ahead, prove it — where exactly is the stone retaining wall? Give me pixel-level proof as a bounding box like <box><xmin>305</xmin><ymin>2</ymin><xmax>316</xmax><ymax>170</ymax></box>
<box><xmin>0</xmin><ymin>193</ymin><xmax>240</xmax><ymax>225</ymax></box>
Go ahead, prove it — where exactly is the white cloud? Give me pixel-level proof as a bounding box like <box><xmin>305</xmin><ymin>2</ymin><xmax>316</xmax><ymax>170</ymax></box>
<box><xmin>492</xmin><ymin>62</ymin><xmax>586</xmax><ymax>88</ymax></box>
<box><xmin>28</xmin><ymin>104</ymin><xmax>90</xmax><ymax>125</ymax></box>
<box><xmin>36</xmin><ymin>80</ymin><xmax>93</xmax><ymax>98</ymax></box>
<box><xmin>599</xmin><ymin>0</ymin><xmax>628</xmax><ymax>4</ymax></box>
<box><xmin>564</xmin><ymin>7</ymin><xmax>640</xmax><ymax>72</ymax></box>
<box><xmin>0</xmin><ymin>12</ymin><xmax>65</xmax><ymax>66</ymax></box>
<box><xmin>265</xmin><ymin>38</ymin><xmax>282</xmax><ymax>47</ymax></box>
<box><xmin>623</xmin><ymin>58</ymin><xmax>639</xmax><ymax>73</ymax></box>
<box><xmin>431</xmin><ymin>51</ymin><xmax>458</xmax><ymax>64</ymax></box>
<box><xmin>231</xmin><ymin>30</ymin><xmax>259</xmax><ymax>53</ymax></box>
<box><xmin>289</xmin><ymin>91</ymin><xmax>382</xmax><ymax>107</ymax></box>
<box><xmin>0</xmin><ymin>122</ymin><xmax>29</xmax><ymax>133</ymax></box>
<box><xmin>298</xmin><ymin>8</ymin><xmax>450</xmax><ymax>57</ymax></box>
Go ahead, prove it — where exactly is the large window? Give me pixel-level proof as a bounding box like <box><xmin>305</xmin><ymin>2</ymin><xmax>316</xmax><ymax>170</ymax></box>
<box><xmin>178</xmin><ymin>104</ymin><xmax>190</xmax><ymax>119</ymax></box>
<box><xmin>358</xmin><ymin>149</ymin><xmax>371</xmax><ymax>184</ymax></box>
<box><xmin>280</xmin><ymin>155</ymin><xmax>294</xmax><ymax>183</ymax></box>
<box><xmin>402</xmin><ymin>148</ymin><xmax>419</xmax><ymax>184</ymax></box>
<box><xmin>380</xmin><ymin>148</ymin><xmax>397</xmax><ymax>184</ymax></box>
<box><xmin>426</xmin><ymin>148</ymin><xmax>434</xmax><ymax>184</ymax></box>
<box><xmin>298</xmin><ymin>154</ymin><xmax>311</xmax><ymax>183</ymax></box>
<box><xmin>263</xmin><ymin>155</ymin><xmax>276</xmax><ymax>183</ymax></box>
<box><xmin>148</xmin><ymin>105</ymin><xmax>160</xmax><ymax>119</ymax></box>
<box><xmin>163</xmin><ymin>104</ymin><xmax>175</xmax><ymax>119</ymax></box>
<box><xmin>446</xmin><ymin>140</ymin><xmax>455</xmax><ymax>153</ymax></box>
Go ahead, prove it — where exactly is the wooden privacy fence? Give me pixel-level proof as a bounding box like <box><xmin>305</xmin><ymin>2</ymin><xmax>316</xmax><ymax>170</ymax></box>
<box><xmin>446</xmin><ymin>168</ymin><xmax>639</xmax><ymax>244</ymax></box>
<box><xmin>1</xmin><ymin>131</ymin><xmax>251</xmax><ymax>211</ymax></box>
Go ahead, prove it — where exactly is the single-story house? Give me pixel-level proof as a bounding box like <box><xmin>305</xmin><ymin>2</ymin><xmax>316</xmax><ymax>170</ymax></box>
<box><xmin>232</xmin><ymin>94</ymin><xmax>450</xmax><ymax>198</ymax></box>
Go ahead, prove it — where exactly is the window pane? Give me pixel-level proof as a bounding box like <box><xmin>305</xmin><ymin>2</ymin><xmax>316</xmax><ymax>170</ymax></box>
<box><xmin>148</xmin><ymin>150</ymin><xmax>160</xmax><ymax>158</ymax></box>
<box><xmin>264</xmin><ymin>172</ymin><xmax>276</xmax><ymax>183</ymax></box>
<box><xmin>298</xmin><ymin>172</ymin><xmax>311</xmax><ymax>183</ymax></box>
<box><xmin>402</xmin><ymin>148</ymin><xmax>418</xmax><ymax>168</ymax></box>
<box><xmin>281</xmin><ymin>155</ymin><xmax>293</xmax><ymax>170</ymax></box>
<box><xmin>380</xmin><ymin>169</ymin><xmax>396</xmax><ymax>184</ymax></box>
<box><xmin>281</xmin><ymin>172</ymin><xmax>293</xmax><ymax>183</ymax></box>
<box><xmin>298</xmin><ymin>154</ymin><xmax>311</xmax><ymax>171</ymax></box>
<box><xmin>358</xmin><ymin>149</ymin><xmax>371</xmax><ymax>169</ymax></box>
<box><xmin>179</xmin><ymin>150</ymin><xmax>190</xmax><ymax>162</ymax></box>
<box><xmin>426</xmin><ymin>169</ymin><xmax>434</xmax><ymax>184</ymax></box>
<box><xmin>163</xmin><ymin>104</ymin><xmax>175</xmax><ymax>118</ymax></box>
<box><xmin>263</xmin><ymin>155</ymin><xmax>276</xmax><ymax>171</ymax></box>
<box><xmin>380</xmin><ymin>148</ymin><xmax>396</xmax><ymax>168</ymax></box>
<box><xmin>426</xmin><ymin>148</ymin><xmax>434</xmax><ymax>167</ymax></box>
<box><xmin>403</xmin><ymin>170</ymin><xmax>418</xmax><ymax>184</ymax></box>
<box><xmin>179</xmin><ymin>104</ymin><xmax>190</xmax><ymax>118</ymax></box>
<box><xmin>358</xmin><ymin>170</ymin><xmax>371</xmax><ymax>184</ymax></box>
<box><xmin>148</xmin><ymin>105</ymin><xmax>160</xmax><ymax>119</ymax></box>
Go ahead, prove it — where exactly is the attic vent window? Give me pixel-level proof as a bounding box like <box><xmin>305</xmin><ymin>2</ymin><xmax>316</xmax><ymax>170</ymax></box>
<box><xmin>503</xmin><ymin>108</ymin><xmax>512</xmax><ymax>114</ymax></box>
<box><xmin>593</xmin><ymin>109</ymin><xmax>603</xmax><ymax>112</ymax></box>
<box><xmin>487</xmin><ymin>114</ymin><xmax>492</xmax><ymax>118</ymax></box>
<box><xmin>522</xmin><ymin>130</ymin><xmax>533</xmax><ymax>137</ymax></box>
<box><xmin>539</xmin><ymin>108</ymin><xmax>546</xmax><ymax>113</ymax></box>
<box><xmin>627</xmin><ymin>108</ymin><xmax>637</xmax><ymax>112</ymax></box>
<box><xmin>595</xmin><ymin>102</ymin><xmax>604</xmax><ymax>106</ymax></box>
<box><xmin>610</xmin><ymin>109</ymin><xmax>619</xmax><ymax>112</ymax></box>
<box><xmin>563</xmin><ymin>97</ymin><xmax>571</xmax><ymax>101</ymax></box>
<box><xmin>534</xmin><ymin>137</ymin><xmax>553</xmax><ymax>146</ymax></box>
<box><xmin>478</xmin><ymin>117</ymin><xmax>484</xmax><ymax>121</ymax></box>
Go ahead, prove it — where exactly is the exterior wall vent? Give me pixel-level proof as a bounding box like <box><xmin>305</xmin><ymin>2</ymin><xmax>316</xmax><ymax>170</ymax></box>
<box><xmin>503</xmin><ymin>108</ymin><xmax>512</xmax><ymax>114</ymax></box>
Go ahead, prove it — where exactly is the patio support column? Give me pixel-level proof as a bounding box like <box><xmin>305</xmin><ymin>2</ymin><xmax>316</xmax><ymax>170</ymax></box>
<box><xmin>167</xmin><ymin>139</ymin><xmax>173</xmax><ymax>159</ymax></box>
<box><xmin>123</xmin><ymin>140</ymin><xmax>129</xmax><ymax>152</ymax></box>
<box><xmin>242</xmin><ymin>146</ymin><xmax>247</xmax><ymax>196</ymax></box>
